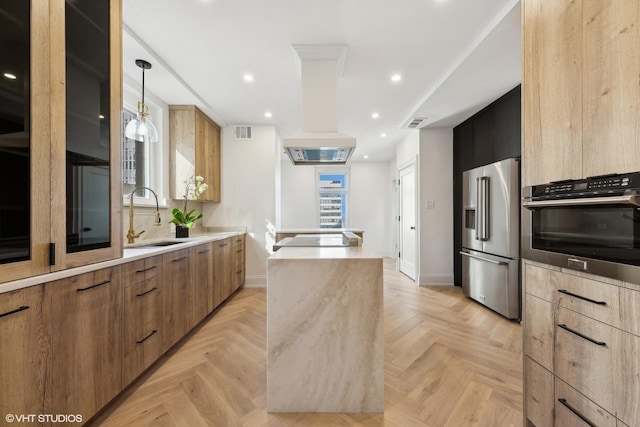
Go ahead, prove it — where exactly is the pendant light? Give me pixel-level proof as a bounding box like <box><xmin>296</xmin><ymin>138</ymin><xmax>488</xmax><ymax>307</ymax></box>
<box><xmin>125</xmin><ymin>59</ymin><xmax>159</xmax><ymax>143</ymax></box>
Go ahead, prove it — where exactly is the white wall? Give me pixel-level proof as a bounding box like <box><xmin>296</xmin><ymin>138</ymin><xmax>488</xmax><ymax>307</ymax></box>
<box><xmin>280</xmin><ymin>160</ymin><xmax>392</xmax><ymax>257</ymax></box>
<box><xmin>418</xmin><ymin>128</ymin><xmax>454</xmax><ymax>285</ymax></box>
<box><xmin>395</xmin><ymin>131</ymin><xmax>420</xmax><ymax>167</ymax></box>
<box><xmin>203</xmin><ymin>125</ymin><xmax>278</xmax><ymax>286</ymax></box>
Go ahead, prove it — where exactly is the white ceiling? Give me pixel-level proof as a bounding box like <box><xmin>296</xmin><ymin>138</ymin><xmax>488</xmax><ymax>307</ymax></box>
<box><xmin>123</xmin><ymin>0</ymin><xmax>521</xmax><ymax>162</ymax></box>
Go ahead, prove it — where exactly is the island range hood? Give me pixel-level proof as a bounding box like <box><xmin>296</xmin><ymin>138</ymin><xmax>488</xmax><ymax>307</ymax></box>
<box><xmin>283</xmin><ymin>45</ymin><xmax>356</xmax><ymax>165</ymax></box>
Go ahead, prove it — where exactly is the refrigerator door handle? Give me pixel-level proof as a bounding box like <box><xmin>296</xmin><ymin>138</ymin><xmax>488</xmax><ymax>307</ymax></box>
<box><xmin>459</xmin><ymin>251</ymin><xmax>508</xmax><ymax>266</ymax></box>
<box><xmin>479</xmin><ymin>176</ymin><xmax>490</xmax><ymax>241</ymax></box>
<box><xmin>475</xmin><ymin>177</ymin><xmax>482</xmax><ymax>240</ymax></box>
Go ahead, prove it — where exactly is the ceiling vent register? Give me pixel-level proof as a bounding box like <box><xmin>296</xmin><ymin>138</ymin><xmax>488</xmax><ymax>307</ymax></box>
<box><xmin>405</xmin><ymin>117</ymin><xmax>427</xmax><ymax>128</ymax></box>
<box><xmin>235</xmin><ymin>125</ymin><xmax>253</xmax><ymax>140</ymax></box>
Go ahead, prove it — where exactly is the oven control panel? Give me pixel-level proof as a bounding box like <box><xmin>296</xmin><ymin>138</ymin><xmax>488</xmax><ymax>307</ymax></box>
<box><xmin>531</xmin><ymin>172</ymin><xmax>640</xmax><ymax>199</ymax></box>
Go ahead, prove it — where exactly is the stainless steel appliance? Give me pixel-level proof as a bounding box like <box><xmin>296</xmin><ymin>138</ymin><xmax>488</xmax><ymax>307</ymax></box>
<box><xmin>522</xmin><ymin>172</ymin><xmax>640</xmax><ymax>285</ymax></box>
<box><xmin>461</xmin><ymin>158</ymin><xmax>520</xmax><ymax>319</ymax></box>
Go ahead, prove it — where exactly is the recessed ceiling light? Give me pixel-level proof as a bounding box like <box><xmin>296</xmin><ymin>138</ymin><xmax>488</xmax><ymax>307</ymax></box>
<box><xmin>364</xmin><ymin>155</ymin><xmax>369</xmax><ymax>159</ymax></box>
<box><xmin>243</xmin><ymin>73</ymin><xmax>254</xmax><ymax>82</ymax></box>
<box><xmin>380</xmin><ymin>133</ymin><xmax>387</xmax><ymax>138</ymax></box>
<box><xmin>391</xmin><ymin>74</ymin><xmax>402</xmax><ymax>82</ymax></box>
<box><xmin>3</xmin><ymin>72</ymin><xmax>17</xmax><ymax>80</ymax></box>
<box><xmin>264</xmin><ymin>111</ymin><xmax>272</xmax><ymax>118</ymax></box>
<box><xmin>371</xmin><ymin>112</ymin><xmax>379</xmax><ymax>119</ymax></box>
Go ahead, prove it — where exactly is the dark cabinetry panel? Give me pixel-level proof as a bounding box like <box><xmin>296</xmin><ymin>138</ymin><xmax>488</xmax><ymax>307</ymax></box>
<box><xmin>452</xmin><ymin>85</ymin><xmax>521</xmax><ymax>286</ymax></box>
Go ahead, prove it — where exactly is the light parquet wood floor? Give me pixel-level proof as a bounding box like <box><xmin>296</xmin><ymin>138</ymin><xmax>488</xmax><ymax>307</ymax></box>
<box><xmin>91</xmin><ymin>259</ymin><xmax>523</xmax><ymax>427</ymax></box>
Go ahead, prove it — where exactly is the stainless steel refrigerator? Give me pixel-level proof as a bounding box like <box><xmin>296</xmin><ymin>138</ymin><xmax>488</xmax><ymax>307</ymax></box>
<box><xmin>461</xmin><ymin>157</ymin><xmax>520</xmax><ymax>319</ymax></box>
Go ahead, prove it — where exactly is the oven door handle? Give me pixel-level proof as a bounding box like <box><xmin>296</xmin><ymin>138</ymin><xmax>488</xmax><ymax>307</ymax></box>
<box><xmin>523</xmin><ymin>194</ymin><xmax>640</xmax><ymax>209</ymax></box>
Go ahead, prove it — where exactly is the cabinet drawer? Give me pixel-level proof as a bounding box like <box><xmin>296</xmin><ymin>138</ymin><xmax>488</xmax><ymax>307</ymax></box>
<box><xmin>555</xmin><ymin>308</ymin><xmax>617</xmax><ymax>414</ymax></box>
<box><xmin>555</xmin><ymin>377</ymin><xmax>615</xmax><ymax>427</ymax></box>
<box><xmin>124</xmin><ymin>276</ymin><xmax>160</xmax><ymax>334</ymax></box>
<box><xmin>525</xmin><ymin>263</ymin><xmax>554</xmax><ymax>302</ymax></box>
<box><xmin>123</xmin><ymin>320</ymin><xmax>162</xmax><ymax>385</ymax></box>
<box><xmin>525</xmin><ymin>294</ymin><xmax>555</xmax><ymax>370</ymax></box>
<box><xmin>525</xmin><ymin>357</ymin><xmax>554</xmax><ymax>427</ymax></box>
<box><xmin>124</xmin><ymin>255</ymin><xmax>162</xmax><ymax>285</ymax></box>
<box><xmin>552</xmin><ymin>271</ymin><xmax>620</xmax><ymax>329</ymax></box>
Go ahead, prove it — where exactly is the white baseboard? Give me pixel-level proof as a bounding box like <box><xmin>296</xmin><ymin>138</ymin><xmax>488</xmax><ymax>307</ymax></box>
<box><xmin>243</xmin><ymin>275</ymin><xmax>267</xmax><ymax>288</ymax></box>
<box><xmin>419</xmin><ymin>273</ymin><xmax>454</xmax><ymax>286</ymax></box>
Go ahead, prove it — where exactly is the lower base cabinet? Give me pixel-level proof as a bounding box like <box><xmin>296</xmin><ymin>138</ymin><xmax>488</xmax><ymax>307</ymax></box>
<box><xmin>523</xmin><ymin>261</ymin><xmax>639</xmax><ymax>427</ymax></box>
<box><xmin>162</xmin><ymin>248</ymin><xmax>193</xmax><ymax>352</ymax></box>
<box><xmin>44</xmin><ymin>266</ymin><xmax>123</xmax><ymax>423</ymax></box>
<box><xmin>0</xmin><ymin>285</ymin><xmax>46</xmax><ymax>418</ymax></box>
<box><xmin>0</xmin><ymin>234</ymin><xmax>246</xmax><ymax>426</ymax></box>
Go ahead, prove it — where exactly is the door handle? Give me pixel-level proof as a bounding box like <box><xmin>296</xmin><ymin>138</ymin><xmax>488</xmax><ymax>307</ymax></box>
<box><xmin>459</xmin><ymin>251</ymin><xmax>507</xmax><ymax>265</ymax></box>
<box><xmin>480</xmin><ymin>176</ymin><xmax>490</xmax><ymax>241</ymax></box>
<box><xmin>410</xmin><ymin>226</ymin><xmax>415</xmax><ymax>230</ymax></box>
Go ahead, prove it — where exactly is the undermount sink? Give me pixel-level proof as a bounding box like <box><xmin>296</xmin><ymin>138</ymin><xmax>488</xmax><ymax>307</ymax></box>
<box><xmin>145</xmin><ymin>241</ymin><xmax>182</xmax><ymax>246</ymax></box>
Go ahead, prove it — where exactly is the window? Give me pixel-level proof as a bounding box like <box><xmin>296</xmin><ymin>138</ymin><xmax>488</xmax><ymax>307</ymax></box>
<box><xmin>317</xmin><ymin>168</ymin><xmax>349</xmax><ymax>229</ymax></box>
<box><xmin>122</xmin><ymin>84</ymin><xmax>165</xmax><ymax>206</ymax></box>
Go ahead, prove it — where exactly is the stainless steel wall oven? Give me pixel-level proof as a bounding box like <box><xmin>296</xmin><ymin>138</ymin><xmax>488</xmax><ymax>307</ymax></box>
<box><xmin>523</xmin><ymin>172</ymin><xmax>640</xmax><ymax>285</ymax></box>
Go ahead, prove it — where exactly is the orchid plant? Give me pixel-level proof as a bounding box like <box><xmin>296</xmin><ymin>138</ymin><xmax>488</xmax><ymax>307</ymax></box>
<box><xmin>170</xmin><ymin>175</ymin><xmax>208</xmax><ymax>229</ymax></box>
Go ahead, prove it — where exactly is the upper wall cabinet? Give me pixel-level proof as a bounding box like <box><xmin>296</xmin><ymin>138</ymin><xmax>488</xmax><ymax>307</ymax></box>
<box><xmin>523</xmin><ymin>0</ymin><xmax>640</xmax><ymax>186</ymax></box>
<box><xmin>0</xmin><ymin>0</ymin><xmax>122</xmax><ymax>284</ymax></box>
<box><xmin>169</xmin><ymin>105</ymin><xmax>221</xmax><ymax>202</ymax></box>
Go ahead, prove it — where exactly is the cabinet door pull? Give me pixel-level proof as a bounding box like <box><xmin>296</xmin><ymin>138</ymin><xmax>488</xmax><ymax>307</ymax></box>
<box><xmin>557</xmin><ymin>398</ymin><xmax>596</xmax><ymax>427</ymax></box>
<box><xmin>135</xmin><ymin>265</ymin><xmax>157</xmax><ymax>273</ymax></box>
<box><xmin>237</xmin><ymin>270</ymin><xmax>243</xmax><ymax>274</ymax></box>
<box><xmin>219</xmin><ymin>243</ymin><xmax>228</xmax><ymax>247</ymax></box>
<box><xmin>77</xmin><ymin>280</ymin><xmax>111</xmax><ymax>292</ymax></box>
<box><xmin>136</xmin><ymin>287</ymin><xmax>158</xmax><ymax>297</ymax></box>
<box><xmin>198</xmin><ymin>249</ymin><xmax>210</xmax><ymax>254</ymax></box>
<box><xmin>172</xmin><ymin>256</ymin><xmax>188</xmax><ymax>262</ymax></box>
<box><xmin>236</xmin><ymin>249</ymin><xmax>243</xmax><ymax>253</ymax></box>
<box><xmin>557</xmin><ymin>323</ymin><xmax>606</xmax><ymax>346</ymax></box>
<box><xmin>557</xmin><ymin>289</ymin><xmax>607</xmax><ymax>306</ymax></box>
<box><xmin>0</xmin><ymin>305</ymin><xmax>29</xmax><ymax>319</ymax></box>
<box><xmin>136</xmin><ymin>329</ymin><xmax>157</xmax><ymax>344</ymax></box>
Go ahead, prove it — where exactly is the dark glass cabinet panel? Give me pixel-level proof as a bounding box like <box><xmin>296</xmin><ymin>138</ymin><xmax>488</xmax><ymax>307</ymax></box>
<box><xmin>0</xmin><ymin>1</ymin><xmax>30</xmax><ymax>264</ymax></box>
<box><xmin>65</xmin><ymin>0</ymin><xmax>111</xmax><ymax>253</ymax></box>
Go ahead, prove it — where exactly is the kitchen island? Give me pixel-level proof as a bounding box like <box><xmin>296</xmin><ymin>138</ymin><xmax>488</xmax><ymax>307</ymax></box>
<box><xmin>267</xmin><ymin>245</ymin><xmax>383</xmax><ymax>413</ymax></box>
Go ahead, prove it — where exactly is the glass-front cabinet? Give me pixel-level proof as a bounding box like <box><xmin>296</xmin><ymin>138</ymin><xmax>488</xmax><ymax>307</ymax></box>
<box><xmin>0</xmin><ymin>0</ymin><xmax>122</xmax><ymax>283</ymax></box>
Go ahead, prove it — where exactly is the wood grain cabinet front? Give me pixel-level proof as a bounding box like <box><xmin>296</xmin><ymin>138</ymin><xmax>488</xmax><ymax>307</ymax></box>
<box><xmin>43</xmin><ymin>266</ymin><xmax>123</xmax><ymax>421</ymax></box>
<box><xmin>232</xmin><ymin>234</ymin><xmax>246</xmax><ymax>293</ymax></box>
<box><xmin>162</xmin><ymin>248</ymin><xmax>193</xmax><ymax>351</ymax></box>
<box><xmin>193</xmin><ymin>242</ymin><xmax>214</xmax><ymax>321</ymax></box>
<box><xmin>169</xmin><ymin>105</ymin><xmax>221</xmax><ymax>202</ymax></box>
<box><xmin>213</xmin><ymin>238</ymin><xmax>232</xmax><ymax>306</ymax></box>
<box><xmin>123</xmin><ymin>256</ymin><xmax>163</xmax><ymax>385</ymax></box>
<box><xmin>554</xmin><ymin>377</ymin><xmax>616</xmax><ymax>427</ymax></box>
<box><xmin>0</xmin><ymin>285</ymin><xmax>47</xmax><ymax>418</ymax></box>
<box><xmin>524</xmin><ymin>357</ymin><xmax>554</xmax><ymax>427</ymax></box>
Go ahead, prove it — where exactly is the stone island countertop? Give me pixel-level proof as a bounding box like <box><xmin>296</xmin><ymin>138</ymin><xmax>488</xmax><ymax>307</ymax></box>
<box><xmin>267</xmin><ymin>245</ymin><xmax>384</xmax><ymax>413</ymax></box>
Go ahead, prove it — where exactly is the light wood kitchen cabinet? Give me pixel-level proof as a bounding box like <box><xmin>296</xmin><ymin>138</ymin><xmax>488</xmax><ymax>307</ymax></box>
<box><xmin>214</xmin><ymin>238</ymin><xmax>232</xmax><ymax>305</ymax></box>
<box><xmin>555</xmin><ymin>377</ymin><xmax>616</xmax><ymax>427</ymax></box>
<box><xmin>169</xmin><ymin>105</ymin><xmax>221</xmax><ymax>202</ymax></box>
<box><xmin>522</xmin><ymin>0</ymin><xmax>640</xmax><ymax>186</ymax></box>
<box><xmin>0</xmin><ymin>0</ymin><xmax>122</xmax><ymax>284</ymax></box>
<box><xmin>522</xmin><ymin>0</ymin><xmax>583</xmax><ymax>186</ymax></box>
<box><xmin>162</xmin><ymin>248</ymin><xmax>193</xmax><ymax>351</ymax></box>
<box><xmin>43</xmin><ymin>266</ymin><xmax>123</xmax><ymax>421</ymax></box>
<box><xmin>0</xmin><ymin>285</ymin><xmax>47</xmax><ymax>418</ymax></box>
<box><xmin>232</xmin><ymin>234</ymin><xmax>246</xmax><ymax>293</ymax></box>
<box><xmin>123</xmin><ymin>256</ymin><xmax>163</xmax><ymax>385</ymax></box>
<box><xmin>582</xmin><ymin>0</ymin><xmax>640</xmax><ymax>177</ymax></box>
<box><xmin>525</xmin><ymin>357</ymin><xmax>554</xmax><ymax>427</ymax></box>
<box><xmin>193</xmin><ymin>242</ymin><xmax>214</xmax><ymax>319</ymax></box>
<box><xmin>523</xmin><ymin>261</ymin><xmax>640</xmax><ymax>426</ymax></box>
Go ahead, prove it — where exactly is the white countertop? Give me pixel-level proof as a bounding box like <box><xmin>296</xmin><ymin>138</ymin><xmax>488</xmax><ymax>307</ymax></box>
<box><xmin>276</xmin><ymin>228</ymin><xmax>364</xmax><ymax>234</ymax></box>
<box><xmin>268</xmin><ymin>245</ymin><xmax>381</xmax><ymax>260</ymax></box>
<box><xmin>0</xmin><ymin>231</ymin><xmax>244</xmax><ymax>294</ymax></box>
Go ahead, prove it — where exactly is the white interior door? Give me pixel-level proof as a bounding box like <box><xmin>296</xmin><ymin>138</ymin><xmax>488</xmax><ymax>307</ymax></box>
<box><xmin>399</xmin><ymin>164</ymin><xmax>416</xmax><ymax>281</ymax></box>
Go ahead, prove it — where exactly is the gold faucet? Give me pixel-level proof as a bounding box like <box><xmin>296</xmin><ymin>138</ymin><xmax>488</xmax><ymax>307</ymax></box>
<box><xmin>127</xmin><ymin>186</ymin><xmax>161</xmax><ymax>244</ymax></box>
